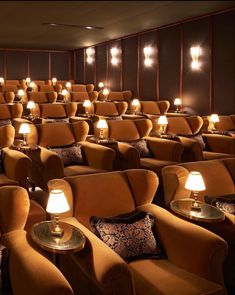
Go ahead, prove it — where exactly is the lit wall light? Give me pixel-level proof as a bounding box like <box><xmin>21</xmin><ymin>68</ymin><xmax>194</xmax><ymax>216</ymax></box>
<box><xmin>190</xmin><ymin>46</ymin><xmax>201</xmax><ymax>70</ymax></box>
<box><xmin>86</xmin><ymin>47</ymin><xmax>95</xmax><ymax>64</ymax></box>
<box><xmin>143</xmin><ymin>46</ymin><xmax>153</xmax><ymax>67</ymax></box>
<box><xmin>110</xmin><ymin>47</ymin><xmax>119</xmax><ymax>66</ymax></box>
<box><xmin>0</xmin><ymin>77</ymin><xmax>4</xmax><ymax>85</ymax></box>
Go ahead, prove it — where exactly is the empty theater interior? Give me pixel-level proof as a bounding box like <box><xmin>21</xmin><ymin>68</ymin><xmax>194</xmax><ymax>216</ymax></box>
<box><xmin>0</xmin><ymin>1</ymin><xmax>235</xmax><ymax>295</ymax></box>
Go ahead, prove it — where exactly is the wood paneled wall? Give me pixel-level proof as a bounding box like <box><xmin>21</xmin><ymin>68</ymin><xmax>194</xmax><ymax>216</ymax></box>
<box><xmin>74</xmin><ymin>9</ymin><xmax>235</xmax><ymax>115</ymax></box>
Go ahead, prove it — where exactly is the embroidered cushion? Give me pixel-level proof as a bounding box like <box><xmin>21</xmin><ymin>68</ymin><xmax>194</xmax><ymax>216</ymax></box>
<box><xmin>180</xmin><ymin>133</ymin><xmax>206</xmax><ymax>150</ymax></box>
<box><xmin>46</xmin><ymin>117</ymin><xmax>70</xmax><ymax>123</ymax></box>
<box><xmin>205</xmin><ymin>194</ymin><xmax>235</xmax><ymax>215</ymax></box>
<box><xmin>49</xmin><ymin>144</ymin><xmax>84</xmax><ymax>166</ymax></box>
<box><xmin>0</xmin><ymin>245</ymin><xmax>11</xmax><ymax>294</ymax></box>
<box><xmin>90</xmin><ymin>211</ymin><xmax>165</xmax><ymax>262</ymax></box>
<box><xmin>125</xmin><ymin>139</ymin><xmax>152</xmax><ymax>157</ymax></box>
<box><xmin>0</xmin><ymin>120</ymin><xmax>12</xmax><ymax>127</ymax></box>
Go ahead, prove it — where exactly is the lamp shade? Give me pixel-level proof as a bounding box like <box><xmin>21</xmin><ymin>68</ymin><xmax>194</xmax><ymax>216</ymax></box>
<box><xmin>158</xmin><ymin>115</ymin><xmax>168</xmax><ymax>125</ymax></box>
<box><xmin>27</xmin><ymin>101</ymin><xmax>35</xmax><ymax>109</ymax></box>
<box><xmin>185</xmin><ymin>171</ymin><xmax>206</xmax><ymax>192</ymax></box>
<box><xmin>97</xmin><ymin>119</ymin><xmax>108</xmax><ymax>129</ymax></box>
<box><xmin>29</xmin><ymin>82</ymin><xmax>35</xmax><ymax>88</ymax></box>
<box><xmin>18</xmin><ymin>89</ymin><xmax>24</xmax><ymax>97</ymax></box>
<box><xmin>103</xmin><ymin>88</ymin><xmax>109</xmax><ymax>96</ymax></box>
<box><xmin>83</xmin><ymin>100</ymin><xmax>91</xmax><ymax>107</ymax></box>
<box><xmin>52</xmin><ymin>77</ymin><xmax>57</xmax><ymax>84</ymax></box>
<box><xmin>26</xmin><ymin>77</ymin><xmax>31</xmax><ymax>83</ymax></box>
<box><xmin>0</xmin><ymin>77</ymin><xmax>4</xmax><ymax>84</ymax></box>
<box><xmin>66</xmin><ymin>82</ymin><xmax>71</xmax><ymax>88</ymax></box>
<box><xmin>174</xmin><ymin>98</ymin><xmax>182</xmax><ymax>106</ymax></box>
<box><xmin>98</xmin><ymin>82</ymin><xmax>104</xmax><ymax>88</ymax></box>
<box><xmin>131</xmin><ymin>98</ymin><xmax>140</xmax><ymax>107</ymax></box>
<box><xmin>46</xmin><ymin>189</ymin><xmax>70</xmax><ymax>214</ymax></box>
<box><xmin>209</xmin><ymin>114</ymin><xmax>219</xmax><ymax>123</ymax></box>
<box><xmin>61</xmin><ymin>89</ymin><xmax>68</xmax><ymax>96</ymax></box>
<box><xmin>19</xmin><ymin>123</ymin><xmax>31</xmax><ymax>134</ymax></box>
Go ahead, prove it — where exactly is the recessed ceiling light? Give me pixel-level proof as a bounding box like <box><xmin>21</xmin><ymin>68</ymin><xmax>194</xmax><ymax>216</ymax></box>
<box><xmin>42</xmin><ymin>22</ymin><xmax>104</xmax><ymax>30</ymax></box>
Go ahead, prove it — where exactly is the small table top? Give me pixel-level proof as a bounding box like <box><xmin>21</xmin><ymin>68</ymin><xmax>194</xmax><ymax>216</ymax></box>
<box><xmin>11</xmin><ymin>141</ymin><xmax>38</xmax><ymax>151</ymax></box>
<box><xmin>170</xmin><ymin>199</ymin><xmax>225</xmax><ymax>223</ymax></box>
<box><xmin>87</xmin><ymin>135</ymin><xmax>117</xmax><ymax>145</ymax></box>
<box><xmin>31</xmin><ymin>221</ymin><xmax>86</xmax><ymax>254</ymax></box>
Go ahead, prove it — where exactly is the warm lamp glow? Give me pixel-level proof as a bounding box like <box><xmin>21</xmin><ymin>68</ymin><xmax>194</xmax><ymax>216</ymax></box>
<box><xmin>111</xmin><ymin>47</ymin><xmax>119</xmax><ymax>65</ymax></box>
<box><xmin>102</xmin><ymin>88</ymin><xmax>109</xmax><ymax>101</ymax></box>
<box><xmin>190</xmin><ymin>46</ymin><xmax>201</xmax><ymax>70</ymax></box>
<box><xmin>0</xmin><ymin>77</ymin><xmax>4</xmax><ymax>85</ymax></box>
<box><xmin>97</xmin><ymin>119</ymin><xmax>108</xmax><ymax>141</ymax></box>
<box><xmin>98</xmin><ymin>82</ymin><xmax>104</xmax><ymax>89</ymax></box>
<box><xmin>83</xmin><ymin>100</ymin><xmax>92</xmax><ymax>116</ymax></box>
<box><xmin>52</xmin><ymin>77</ymin><xmax>57</xmax><ymax>85</ymax></box>
<box><xmin>86</xmin><ymin>47</ymin><xmax>95</xmax><ymax>64</ymax></box>
<box><xmin>18</xmin><ymin>89</ymin><xmax>24</xmax><ymax>97</ymax></box>
<box><xmin>26</xmin><ymin>77</ymin><xmax>31</xmax><ymax>86</ymax></box>
<box><xmin>27</xmin><ymin>101</ymin><xmax>35</xmax><ymax>109</ymax></box>
<box><xmin>46</xmin><ymin>189</ymin><xmax>70</xmax><ymax>237</ymax></box>
<box><xmin>66</xmin><ymin>82</ymin><xmax>71</xmax><ymax>89</ymax></box>
<box><xmin>19</xmin><ymin>123</ymin><xmax>31</xmax><ymax>146</ymax></box>
<box><xmin>144</xmin><ymin>46</ymin><xmax>153</xmax><ymax>67</ymax></box>
<box><xmin>209</xmin><ymin>114</ymin><xmax>219</xmax><ymax>123</ymax></box>
<box><xmin>174</xmin><ymin>98</ymin><xmax>182</xmax><ymax>113</ymax></box>
<box><xmin>61</xmin><ymin>89</ymin><xmax>68</xmax><ymax>96</ymax></box>
<box><xmin>158</xmin><ymin>115</ymin><xmax>168</xmax><ymax>136</ymax></box>
<box><xmin>131</xmin><ymin>98</ymin><xmax>140</xmax><ymax>114</ymax></box>
<box><xmin>29</xmin><ymin>82</ymin><xmax>35</xmax><ymax>88</ymax></box>
<box><xmin>185</xmin><ymin>171</ymin><xmax>205</xmax><ymax>210</ymax></box>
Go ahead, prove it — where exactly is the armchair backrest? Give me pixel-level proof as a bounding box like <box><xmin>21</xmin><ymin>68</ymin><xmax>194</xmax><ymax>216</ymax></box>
<box><xmin>48</xmin><ymin>169</ymin><xmax>158</xmax><ymax>229</ymax></box>
<box><xmin>94</xmin><ymin>101</ymin><xmax>128</xmax><ymax>116</ymax></box>
<box><xmin>38</xmin><ymin>85</ymin><xmax>55</xmax><ymax>92</ymax></box>
<box><xmin>203</xmin><ymin>115</ymin><xmax>235</xmax><ymax>132</ymax></box>
<box><xmin>71</xmin><ymin>84</ymin><xmax>94</xmax><ymax>92</ymax></box>
<box><xmin>166</xmin><ymin>116</ymin><xmax>203</xmax><ymax>135</ymax></box>
<box><xmin>70</xmin><ymin>92</ymin><xmax>90</xmax><ymax>102</ymax></box>
<box><xmin>0</xmin><ymin>124</ymin><xmax>15</xmax><ymax>148</ymax></box>
<box><xmin>35</xmin><ymin>121</ymin><xmax>89</xmax><ymax>147</ymax></box>
<box><xmin>0</xmin><ymin>103</ymin><xmax>23</xmax><ymax>120</ymax></box>
<box><xmin>0</xmin><ymin>92</ymin><xmax>15</xmax><ymax>104</ymax></box>
<box><xmin>34</xmin><ymin>102</ymin><xmax>77</xmax><ymax>119</ymax></box>
<box><xmin>99</xmin><ymin>90</ymin><xmax>132</xmax><ymax>102</ymax></box>
<box><xmin>133</xmin><ymin>100</ymin><xmax>170</xmax><ymax>115</ymax></box>
<box><xmin>162</xmin><ymin>158</ymin><xmax>235</xmax><ymax>207</ymax></box>
<box><xmin>1</xmin><ymin>84</ymin><xmax>19</xmax><ymax>94</ymax></box>
<box><xmin>28</xmin><ymin>91</ymin><xmax>57</xmax><ymax>103</ymax></box>
<box><xmin>105</xmin><ymin>119</ymin><xmax>152</xmax><ymax>141</ymax></box>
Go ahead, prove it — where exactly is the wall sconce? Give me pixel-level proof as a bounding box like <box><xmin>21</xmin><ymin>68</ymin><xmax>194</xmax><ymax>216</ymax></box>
<box><xmin>52</xmin><ymin>77</ymin><xmax>57</xmax><ymax>86</ymax></box>
<box><xmin>27</xmin><ymin>100</ymin><xmax>36</xmax><ymax>119</ymax></box>
<box><xmin>97</xmin><ymin>119</ymin><xmax>108</xmax><ymax>142</ymax></box>
<box><xmin>0</xmin><ymin>77</ymin><xmax>4</xmax><ymax>85</ymax></box>
<box><xmin>102</xmin><ymin>88</ymin><xmax>110</xmax><ymax>101</ymax></box>
<box><xmin>66</xmin><ymin>82</ymin><xmax>71</xmax><ymax>91</ymax></box>
<box><xmin>19</xmin><ymin>123</ymin><xmax>31</xmax><ymax>146</ymax></box>
<box><xmin>46</xmin><ymin>189</ymin><xmax>70</xmax><ymax>237</ymax></box>
<box><xmin>26</xmin><ymin>77</ymin><xmax>31</xmax><ymax>86</ymax></box>
<box><xmin>131</xmin><ymin>98</ymin><xmax>140</xmax><ymax>115</ymax></box>
<box><xmin>190</xmin><ymin>46</ymin><xmax>201</xmax><ymax>70</ymax></box>
<box><xmin>110</xmin><ymin>47</ymin><xmax>119</xmax><ymax>66</ymax></box>
<box><xmin>83</xmin><ymin>99</ymin><xmax>92</xmax><ymax>116</ymax></box>
<box><xmin>185</xmin><ymin>171</ymin><xmax>205</xmax><ymax>211</ymax></box>
<box><xmin>158</xmin><ymin>115</ymin><xmax>168</xmax><ymax>137</ymax></box>
<box><xmin>143</xmin><ymin>46</ymin><xmax>153</xmax><ymax>67</ymax></box>
<box><xmin>174</xmin><ymin>98</ymin><xmax>182</xmax><ymax>113</ymax></box>
<box><xmin>86</xmin><ymin>47</ymin><xmax>95</xmax><ymax>64</ymax></box>
<box><xmin>209</xmin><ymin>114</ymin><xmax>220</xmax><ymax>132</ymax></box>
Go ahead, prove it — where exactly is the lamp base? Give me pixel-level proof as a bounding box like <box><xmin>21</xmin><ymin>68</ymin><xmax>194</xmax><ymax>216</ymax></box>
<box><xmin>191</xmin><ymin>201</ymin><xmax>201</xmax><ymax>211</ymax></box>
<box><xmin>50</xmin><ymin>228</ymin><xmax>64</xmax><ymax>237</ymax></box>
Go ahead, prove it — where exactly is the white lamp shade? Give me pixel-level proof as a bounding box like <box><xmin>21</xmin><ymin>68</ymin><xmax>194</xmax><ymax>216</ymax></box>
<box><xmin>83</xmin><ymin>100</ymin><xmax>91</xmax><ymax>107</ymax></box>
<box><xmin>98</xmin><ymin>82</ymin><xmax>104</xmax><ymax>88</ymax></box>
<box><xmin>27</xmin><ymin>101</ymin><xmax>35</xmax><ymax>109</ymax></box>
<box><xmin>46</xmin><ymin>189</ymin><xmax>70</xmax><ymax>214</ymax></box>
<box><xmin>131</xmin><ymin>98</ymin><xmax>140</xmax><ymax>106</ymax></box>
<box><xmin>97</xmin><ymin>119</ymin><xmax>108</xmax><ymax>129</ymax></box>
<box><xmin>66</xmin><ymin>82</ymin><xmax>71</xmax><ymax>88</ymax></box>
<box><xmin>62</xmin><ymin>89</ymin><xmax>68</xmax><ymax>96</ymax></box>
<box><xmin>29</xmin><ymin>82</ymin><xmax>35</xmax><ymax>88</ymax></box>
<box><xmin>158</xmin><ymin>115</ymin><xmax>168</xmax><ymax>125</ymax></box>
<box><xmin>103</xmin><ymin>88</ymin><xmax>109</xmax><ymax>96</ymax></box>
<box><xmin>19</xmin><ymin>123</ymin><xmax>31</xmax><ymax>134</ymax></box>
<box><xmin>0</xmin><ymin>77</ymin><xmax>4</xmax><ymax>83</ymax></box>
<box><xmin>26</xmin><ymin>77</ymin><xmax>31</xmax><ymax>83</ymax></box>
<box><xmin>185</xmin><ymin>171</ymin><xmax>206</xmax><ymax>192</ymax></box>
<box><xmin>52</xmin><ymin>77</ymin><xmax>57</xmax><ymax>83</ymax></box>
<box><xmin>209</xmin><ymin>114</ymin><xmax>219</xmax><ymax>123</ymax></box>
<box><xmin>174</xmin><ymin>98</ymin><xmax>182</xmax><ymax>106</ymax></box>
<box><xmin>18</xmin><ymin>89</ymin><xmax>24</xmax><ymax>97</ymax></box>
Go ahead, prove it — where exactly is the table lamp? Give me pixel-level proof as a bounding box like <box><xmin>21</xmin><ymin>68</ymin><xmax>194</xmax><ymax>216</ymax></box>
<box><xmin>97</xmin><ymin>119</ymin><xmax>108</xmax><ymax>142</ymax></box>
<box><xmin>17</xmin><ymin>89</ymin><xmax>25</xmax><ymax>103</ymax></box>
<box><xmin>29</xmin><ymin>82</ymin><xmax>35</xmax><ymax>92</ymax></box>
<box><xmin>27</xmin><ymin>101</ymin><xmax>36</xmax><ymax>118</ymax></box>
<box><xmin>131</xmin><ymin>98</ymin><xmax>140</xmax><ymax>115</ymax></box>
<box><xmin>61</xmin><ymin>89</ymin><xmax>68</xmax><ymax>102</ymax></box>
<box><xmin>174</xmin><ymin>98</ymin><xmax>182</xmax><ymax>113</ymax></box>
<box><xmin>83</xmin><ymin>99</ymin><xmax>92</xmax><ymax>116</ymax></box>
<box><xmin>26</xmin><ymin>77</ymin><xmax>31</xmax><ymax>86</ymax></box>
<box><xmin>209</xmin><ymin>114</ymin><xmax>219</xmax><ymax>132</ymax></box>
<box><xmin>0</xmin><ymin>77</ymin><xmax>4</xmax><ymax>86</ymax></box>
<box><xmin>19</xmin><ymin>123</ymin><xmax>31</xmax><ymax>146</ymax></box>
<box><xmin>66</xmin><ymin>82</ymin><xmax>71</xmax><ymax>91</ymax></box>
<box><xmin>158</xmin><ymin>115</ymin><xmax>168</xmax><ymax>137</ymax></box>
<box><xmin>185</xmin><ymin>171</ymin><xmax>206</xmax><ymax>211</ymax></box>
<box><xmin>46</xmin><ymin>189</ymin><xmax>70</xmax><ymax>237</ymax></box>
<box><xmin>52</xmin><ymin>77</ymin><xmax>57</xmax><ymax>86</ymax></box>
<box><xmin>102</xmin><ymin>88</ymin><xmax>109</xmax><ymax>101</ymax></box>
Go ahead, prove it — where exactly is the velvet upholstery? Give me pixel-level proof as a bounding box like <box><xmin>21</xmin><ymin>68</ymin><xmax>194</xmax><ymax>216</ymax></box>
<box><xmin>47</xmin><ymin>170</ymin><xmax>227</xmax><ymax>295</ymax></box>
<box><xmin>0</xmin><ymin>103</ymin><xmax>23</xmax><ymax>120</ymax></box>
<box><xmin>0</xmin><ymin>92</ymin><xmax>15</xmax><ymax>104</ymax></box>
<box><xmin>129</xmin><ymin>100</ymin><xmax>170</xmax><ymax>116</ymax></box>
<box><xmin>27</xmin><ymin>91</ymin><xmax>58</xmax><ymax>103</ymax></box>
<box><xmin>70</xmin><ymin>91</ymin><xmax>99</xmax><ymax>103</ymax></box>
<box><xmin>203</xmin><ymin>115</ymin><xmax>235</xmax><ymax>132</ymax></box>
<box><xmin>99</xmin><ymin>90</ymin><xmax>132</xmax><ymax>102</ymax></box>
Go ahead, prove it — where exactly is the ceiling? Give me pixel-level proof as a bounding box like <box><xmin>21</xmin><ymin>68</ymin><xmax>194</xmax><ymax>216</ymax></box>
<box><xmin>0</xmin><ymin>1</ymin><xmax>234</xmax><ymax>51</ymax></box>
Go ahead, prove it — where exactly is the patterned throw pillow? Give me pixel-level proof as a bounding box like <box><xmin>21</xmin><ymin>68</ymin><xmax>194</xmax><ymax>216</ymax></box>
<box><xmin>90</xmin><ymin>211</ymin><xmax>165</xmax><ymax>262</ymax></box>
<box><xmin>49</xmin><ymin>144</ymin><xmax>84</xmax><ymax>166</ymax></box>
<box><xmin>0</xmin><ymin>245</ymin><xmax>11</xmax><ymax>295</ymax></box>
<box><xmin>0</xmin><ymin>120</ymin><xmax>12</xmax><ymax>127</ymax></box>
<box><xmin>125</xmin><ymin>139</ymin><xmax>152</xmax><ymax>158</ymax></box>
<box><xmin>205</xmin><ymin>194</ymin><xmax>235</xmax><ymax>215</ymax></box>
<box><xmin>46</xmin><ymin>117</ymin><xmax>70</xmax><ymax>123</ymax></box>
<box><xmin>181</xmin><ymin>134</ymin><xmax>206</xmax><ymax>150</ymax></box>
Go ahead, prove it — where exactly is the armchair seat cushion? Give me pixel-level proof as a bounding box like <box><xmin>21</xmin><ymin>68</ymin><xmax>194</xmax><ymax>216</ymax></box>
<box><xmin>203</xmin><ymin>151</ymin><xmax>233</xmax><ymax>160</ymax></box>
<box><xmin>64</xmin><ymin>165</ymin><xmax>106</xmax><ymax>177</ymax></box>
<box><xmin>0</xmin><ymin>174</ymin><xmax>18</xmax><ymax>186</ymax></box>
<box><xmin>130</xmin><ymin>259</ymin><xmax>224</xmax><ymax>295</ymax></box>
<box><xmin>140</xmin><ymin>158</ymin><xmax>177</xmax><ymax>176</ymax></box>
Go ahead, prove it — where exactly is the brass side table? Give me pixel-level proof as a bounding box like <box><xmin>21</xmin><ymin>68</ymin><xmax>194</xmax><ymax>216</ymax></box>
<box><xmin>31</xmin><ymin>221</ymin><xmax>86</xmax><ymax>267</ymax></box>
<box><xmin>170</xmin><ymin>199</ymin><xmax>225</xmax><ymax>223</ymax></box>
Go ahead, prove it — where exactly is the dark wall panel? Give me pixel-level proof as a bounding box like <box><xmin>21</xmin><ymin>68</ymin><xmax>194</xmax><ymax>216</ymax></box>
<box><xmin>213</xmin><ymin>11</ymin><xmax>235</xmax><ymax>115</ymax></box>
<box><xmin>107</xmin><ymin>40</ymin><xmax>122</xmax><ymax>91</ymax></box>
<box><xmin>159</xmin><ymin>25</ymin><xmax>181</xmax><ymax>105</ymax></box>
<box><xmin>122</xmin><ymin>36</ymin><xmax>138</xmax><ymax>95</ymax></box>
<box><xmin>182</xmin><ymin>18</ymin><xmax>210</xmax><ymax>115</ymax></box>
<box><xmin>6</xmin><ymin>51</ymin><xmax>28</xmax><ymax>79</ymax></box>
<box><xmin>29</xmin><ymin>52</ymin><xmax>49</xmax><ymax>80</ymax></box>
<box><xmin>0</xmin><ymin>51</ymin><xmax>4</xmax><ymax>77</ymax></box>
<box><xmin>51</xmin><ymin>52</ymin><xmax>69</xmax><ymax>80</ymax></box>
<box><xmin>96</xmin><ymin>44</ymin><xmax>107</xmax><ymax>88</ymax></box>
<box><xmin>75</xmin><ymin>49</ymin><xmax>84</xmax><ymax>84</ymax></box>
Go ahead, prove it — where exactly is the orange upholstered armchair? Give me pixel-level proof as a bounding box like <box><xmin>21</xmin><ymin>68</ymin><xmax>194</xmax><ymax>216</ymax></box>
<box><xmin>99</xmin><ymin>90</ymin><xmax>133</xmax><ymax>102</ymax></box>
<box><xmin>27</xmin><ymin>91</ymin><xmax>58</xmax><ymax>103</ymax></box>
<box><xmin>27</xmin><ymin>121</ymin><xmax>115</xmax><ymax>191</ymax></box>
<box><xmin>0</xmin><ymin>186</ymin><xmax>73</xmax><ymax>295</ymax></box>
<box><xmin>0</xmin><ymin>103</ymin><xmax>23</xmax><ymax>126</ymax></box>
<box><xmin>0</xmin><ymin>92</ymin><xmax>15</xmax><ymax>104</ymax></box>
<box><xmin>47</xmin><ymin>170</ymin><xmax>227</xmax><ymax>295</ymax></box>
<box><xmin>162</xmin><ymin>158</ymin><xmax>235</xmax><ymax>293</ymax></box>
<box><xmin>129</xmin><ymin>100</ymin><xmax>170</xmax><ymax>117</ymax></box>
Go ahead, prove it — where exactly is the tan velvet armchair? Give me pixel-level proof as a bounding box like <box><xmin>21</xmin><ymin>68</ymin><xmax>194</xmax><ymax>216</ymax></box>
<box><xmin>27</xmin><ymin>121</ymin><xmax>115</xmax><ymax>191</ymax></box>
<box><xmin>0</xmin><ymin>92</ymin><xmax>15</xmax><ymax>104</ymax></box>
<box><xmin>0</xmin><ymin>185</ymin><xmax>73</xmax><ymax>295</ymax></box>
<box><xmin>27</xmin><ymin>91</ymin><xmax>58</xmax><ymax>103</ymax></box>
<box><xmin>162</xmin><ymin>158</ymin><xmax>235</xmax><ymax>293</ymax></box>
<box><xmin>129</xmin><ymin>100</ymin><xmax>170</xmax><ymax>116</ymax></box>
<box><xmin>47</xmin><ymin>169</ymin><xmax>227</xmax><ymax>295</ymax></box>
<box><xmin>98</xmin><ymin>90</ymin><xmax>133</xmax><ymax>102</ymax></box>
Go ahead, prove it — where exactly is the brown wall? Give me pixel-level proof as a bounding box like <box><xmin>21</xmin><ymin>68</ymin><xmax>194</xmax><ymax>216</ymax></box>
<box><xmin>74</xmin><ymin>9</ymin><xmax>235</xmax><ymax>115</ymax></box>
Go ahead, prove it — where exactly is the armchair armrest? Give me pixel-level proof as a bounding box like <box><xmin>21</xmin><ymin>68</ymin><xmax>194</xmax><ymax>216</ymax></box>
<box><xmin>202</xmin><ymin>133</ymin><xmax>235</xmax><ymax>155</ymax></box>
<box><xmin>1</xmin><ymin>230</ymin><xmax>74</xmax><ymax>295</ymax></box>
<box><xmin>138</xmin><ymin>204</ymin><xmax>228</xmax><ymax>286</ymax></box>
<box><xmin>115</xmin><ymin>142</ymin><xmax>140</xmax><ymax>169</ymax></box>
<box><xmin>2</xmin><ymin>147</ymin><xmax>31</xmax><ymax>189</ymax></box>
<box><xmin>61</xmin><ymin>217</ymin><xmax>135</xmax><ymax>295</ymax></box>
<box><xmin>80</xmin><ymin>141</ymin><xmax>115</xmax><ymax>171</ymax></box>
<box><xmin>178</xmin><ymin>136</ymin><xmax>203</xmax><ymax>161</ymax></box>
<box><xmin>146</xmin><ymin>137</ymin><xmax>183</xmax><ymax>162</ymax></box>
